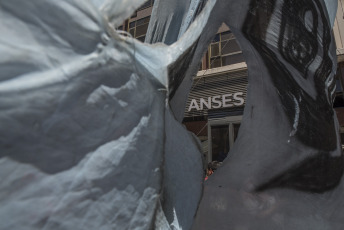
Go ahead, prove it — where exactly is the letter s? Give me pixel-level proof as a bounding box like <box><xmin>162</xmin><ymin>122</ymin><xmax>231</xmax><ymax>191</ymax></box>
<box><xmin>233</xmin><ymin>92</ymin><xmax>244</xmax><ymax>106</ymax></box>
<box><xmin>212</xmin><ymin>96</ymin><xmax>222</xmax><ymax>109</ymax></box>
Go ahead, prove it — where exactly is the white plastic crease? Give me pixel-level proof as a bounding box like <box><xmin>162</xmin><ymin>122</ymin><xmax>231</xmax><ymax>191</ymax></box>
<box><xmin>91</xmin><ymin>0</ymin><xmax>147</xmax><ymax>27</ymax></box>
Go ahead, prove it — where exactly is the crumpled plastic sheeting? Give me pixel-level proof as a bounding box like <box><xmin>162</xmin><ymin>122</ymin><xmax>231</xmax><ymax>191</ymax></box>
<box><xmin>187</xmin><ymin>0</ymin><xmax>344</xmax><ymax>229</ymax></box>
<box><xmin>145</xmin><ymin>0</ymin><xmax>207</xmax><ymax>45</ymax></box>
<box><xmin>90</xmin><ymin>0</ymin><xmax>146</xmax><ymax>27</ymax></box>
<box><xmin>146</xmin><ymin>0</ymin><xmax>344</xmax><ymax>228</ymax></box>
<box><xmin>146</xmin><ymin>0</ymin><xmax>221</xmax><ymax>122</ymax></box>
<box><xmin>0</xmin><ymin>0</ymin><xmax>209</xmax><ymax>229</ymax></box>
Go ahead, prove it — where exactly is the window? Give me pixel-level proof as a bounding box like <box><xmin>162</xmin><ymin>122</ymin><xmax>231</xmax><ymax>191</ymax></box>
<box><xmin>207</xmin><ymin>116</ymin><xmax>242</xmax><ymax>163</ymax></box>
<box><xmin>334</xmin><ymin>93</ymin><xmax>344</xmax><ymax>108</ymax></box>
<box><xmin>333</xmin><ymin>69</ymin><xmax>344</xmax><ymax>108</ymax></box>
<box><xmin>129</xmin><ymin>16</ymin><xmax>150</xmax><ymax>41</ymax></box>
<box><xmin>209</xmin><ymin>31</ymin><xmax>244</xmax><ymax>68</ymax></box>
<box><xmin>341</xmin><ymin>130</ymin><xmax>344</xmax><ymax>151</ymax></box>
<box><xmin>211</xmin><ymin>125</ymin><xmax>230</xmax><ymax>162</ymax></box>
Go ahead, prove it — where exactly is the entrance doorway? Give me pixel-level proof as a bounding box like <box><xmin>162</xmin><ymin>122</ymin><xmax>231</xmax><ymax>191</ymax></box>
<box><xmin>207</xmin><ymin>116</ymin><xmax>242</xmax><ymax>163</ymax></box>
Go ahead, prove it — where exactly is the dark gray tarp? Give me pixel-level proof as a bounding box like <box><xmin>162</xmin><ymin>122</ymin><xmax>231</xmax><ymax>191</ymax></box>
<box><xmin>148</xmin><ymin>0</ymin><xmax>344</xmax><ymax>229</ymax></box>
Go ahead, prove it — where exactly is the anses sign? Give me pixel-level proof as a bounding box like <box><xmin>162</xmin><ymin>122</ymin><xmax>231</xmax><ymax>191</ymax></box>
<box><xmin>188</xmin><ymin>92</ymin><xmax>245</xmax><ymax>111</ymax></box>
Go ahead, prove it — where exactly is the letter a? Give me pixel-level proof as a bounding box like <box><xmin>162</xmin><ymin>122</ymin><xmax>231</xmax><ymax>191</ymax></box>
<box><xmin>188</xmin><ymin>99</ymin><xmax>200</xmax><ymax>111</ymax></box>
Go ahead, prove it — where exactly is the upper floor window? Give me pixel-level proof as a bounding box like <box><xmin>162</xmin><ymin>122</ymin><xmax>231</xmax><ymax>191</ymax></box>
<box><xmin>209</xmin><ymin>31</ymin><xmax>244</xmax><ymax>68</ymax></box>
<box><xmin>129</xmin><ymin>16</ymin><xmax>150</xmax><ymax>42</ymax></box>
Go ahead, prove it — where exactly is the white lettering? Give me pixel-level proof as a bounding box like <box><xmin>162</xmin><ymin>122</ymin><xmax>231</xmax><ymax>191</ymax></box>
<box><xmin>222</xmin><ymin>94</ymin><xmax>233</xmax><ymax>107</ymax></box>
<box><xmin>200</xmin><ymin>97</ymin><xmax>212</xmax><ymax>110</ymax></box>
<box><xmin>188</xmin><ymin>99</ymin><xmax>200</xmax><ymax>111</ymax></box>
<box><xmin>188</xmin><ymin>92</ymin><xmax>245</xmax><ymax>112</ymax></box>
<box><xmin>212</xmin><ymin>95</ymin><xmax>222</xmax><ymax>109</ymax></box>
<box><xmin>233</xmin><ymin>92</ymin><xmax>245</xmax><ymax>106</ymax></box>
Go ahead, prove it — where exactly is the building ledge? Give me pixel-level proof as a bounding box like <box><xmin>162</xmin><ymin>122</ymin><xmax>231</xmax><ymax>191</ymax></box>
<box><xmin>195</xmin><ymin>51</ymin><xmax>344</xmax><ymax>78</ymax></box>
<box><xmin>196</xmin><ymin>62</ymin><xmax>247</xmax><ymax>78</ymax></box>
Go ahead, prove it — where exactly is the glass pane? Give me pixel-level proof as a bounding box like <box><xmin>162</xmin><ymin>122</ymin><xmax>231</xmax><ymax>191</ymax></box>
<box><xmin>137</xmin><ymin>17</ymin><xmax>149</xmax><ymax>26</ymax></box>
<box><xmin>212</xmin><ymin>34</ymin><xmax>220</xmax><ymax>42</ymax></box>
<box><xmin>211</xmin><ymin>125</ymin><xmax>229</xmax><ymax>162</ymax></box>
<box><xmin>117</xmin><ymin>26</ymin><xmax>123</xmax><ymax>31</ymax></box>
<box><xmin>210</xmin><ymin>58</ymin><xmax>221</xmax><ymax>68</ymax></box>
<box><xmin>135</xmin><ymin>23</ymin><xmax>149</xmax><ymax>37</ymax></box>
<box><xmin>233</xmin><ymin>123</ymin><xmax>241</xmax><ymax>142</ymax></box>
<box><xmin>221</xmin><ymin>40</ymin><xmax>241</xmax><ymax>55</ymax></box>
<box><xmin>211</xmin><ymin>43</ymin><xmax>220</xmax><ymax>57</ymax></box>
<box><xmin>129</xmin><ymin>21</ymin><xmax>135</xmax><ymax>28</ymax></box>
<box><xmin>221</xmin><ymin>31</ymin><xmax>233</xmax><ymax>40</ymax></box>
<box><xmin>129</xmin><ymin>28</ymin><xmax>135</xmax><ymax>37</ymax></box>
<box><xmin>221</xmin><ymin>53</ymin><xmax>245</xmax><ymax>66</ymax></box>
<box><xmin>143</xmin><ymin>16</ymin><xmax>150</xmax><ymax>24</ymax></box>
<box><xmin>333</xmin><ymin>94</ymin><xmax>344</xmax><ymax>108</ymax></box>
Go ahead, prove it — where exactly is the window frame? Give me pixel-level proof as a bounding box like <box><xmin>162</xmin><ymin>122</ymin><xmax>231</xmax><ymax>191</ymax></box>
<box><xmin>128</xmin><ymin>16</ymin><xmax>150</xmax><ymax>41</ymax></box>
<box><xmin>208</xmin><ymin>31</ymin><xmax>244</xmax><ymax>68</ymax></box>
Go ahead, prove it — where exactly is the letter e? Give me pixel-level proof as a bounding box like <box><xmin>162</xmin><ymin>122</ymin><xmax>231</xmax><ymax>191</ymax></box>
<box><xmin>222</xmin><ymin>94</ymin><xmax>233</xmax><ymax>108</ymax></box>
